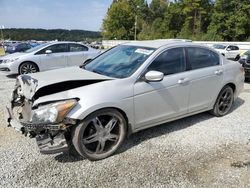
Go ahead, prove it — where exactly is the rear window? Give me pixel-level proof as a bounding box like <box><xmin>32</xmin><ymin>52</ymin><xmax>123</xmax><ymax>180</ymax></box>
<box><xmin>69</xmin><ymin>44</ymin><xmax>88</xmax><ymax>52</ymax></box>
<box><xmin>187</xmin><ymin>47</ymin><xmax>220</xmax><ymax>70</ymax></box>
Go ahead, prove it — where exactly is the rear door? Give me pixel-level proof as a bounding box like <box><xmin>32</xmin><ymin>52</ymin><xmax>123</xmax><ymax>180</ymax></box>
<box><xmin>186</xmin><ymin>47</ymin><xmax>223</xmax><ymax>112</ymax></box>
<box><xmin>67</xmin><ymin>43</ymin><xmax>89</xmax><ymax>66</ymax></box>
<box><xmin>36</xmin><ymin>43</ymin><xmax>68</xmax><ymax>71</ymax></box>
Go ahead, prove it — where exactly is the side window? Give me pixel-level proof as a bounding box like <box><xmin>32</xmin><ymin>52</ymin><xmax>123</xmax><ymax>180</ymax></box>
<box><xmin>147</xmin><ymin>47</ymin><xmax>186</xmax><ymax>75</ymax></box>
<box><xmin>227</xmin><ymin>46</ymin><xmax>232</xmax><ymax>50</ymax></box>
<box><xmin>232</xmin><ymin>46</ymin><xmax>239</xmax><ymax>50</ymax></box>
<box><xmin>187</xmin><ymin>47</ymin><xmax>220</xmax><ymax>70</ymax></box>
<box><xmin>37</xmin><ymin>44</ymin><xmax>68</xmax><ymax>54</ymax></box>
<box><xmin>46</xmin><ymin>44</ymin><xmax>68</xmax><ymax>53</ymax></box>
<box><xmin>69</xmin><ymin>44</ymin><xmax>88</xmax><ymax>52</ymax></box>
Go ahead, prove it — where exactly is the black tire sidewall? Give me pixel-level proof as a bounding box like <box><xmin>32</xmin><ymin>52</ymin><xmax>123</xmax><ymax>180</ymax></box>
<box><xmin>235</xmin><ymin>55</ymin><xmax>240</xmax><ymax>61</ymax></box>
<box><xmin>212</xmin><ymin>86</ymin><xmax>234</xmax><ymax>117</ymax></box>
<box><xmin>72</xmin><ymin>109</ymin><xmax>127</xmax><ymax>161</ymax></box>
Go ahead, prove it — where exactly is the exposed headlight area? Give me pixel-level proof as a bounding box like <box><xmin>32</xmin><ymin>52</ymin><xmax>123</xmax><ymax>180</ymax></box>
<box><xmin>31</xmin><ymin>99</ymin><xmax>77</xmax><ymax>124</ymax></box>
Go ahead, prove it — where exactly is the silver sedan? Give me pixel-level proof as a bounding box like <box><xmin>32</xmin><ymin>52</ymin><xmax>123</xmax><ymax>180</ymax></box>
<box><xmin>7</xmin><ymin>40</ymin><xmax>244</xmax><ymax>160</ymax></box>
<box><xmin>0</xmin><ymin>42</ymin><xmax>101</xmax><ymax>75</ymax></box>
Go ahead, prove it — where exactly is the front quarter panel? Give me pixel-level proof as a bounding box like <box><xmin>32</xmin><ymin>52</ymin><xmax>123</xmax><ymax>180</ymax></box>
<box><xmin>67</xmin><ymin>79</ymin><xmax>134</xmax><ymax>127</ymax></box>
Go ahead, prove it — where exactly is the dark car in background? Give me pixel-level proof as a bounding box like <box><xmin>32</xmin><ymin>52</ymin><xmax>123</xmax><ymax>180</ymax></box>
<box><xmin>239</xmin><ymin>50</ymin><xmax>250</xmax><ymax>80</ymax></box>
<box><xmin>5</xmin><ymin>43</ymin><xmax>32</xmax><ymax>54</ymax></box>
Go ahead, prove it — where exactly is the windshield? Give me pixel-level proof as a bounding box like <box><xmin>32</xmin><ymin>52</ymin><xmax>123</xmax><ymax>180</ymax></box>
<box><xmin>212</xmin><ymin>44</ymin><xmax>226</xmax><ymax>49</ymax></box>
<box><xmin>85</xmin><ymin>45</ymin><xmax>155</xmax><ymax>78</ymax></box>
<box><xmin>243</xmin><ymin>50</ymin><xmax>250</xmax><ymax>55</ymax></box>
<box><xmin>25</xmin><ymin>43</ymin><xmax>49</xmax><ymax>53</ymax></box>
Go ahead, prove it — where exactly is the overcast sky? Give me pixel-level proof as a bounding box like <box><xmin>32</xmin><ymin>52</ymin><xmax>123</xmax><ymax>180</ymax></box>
<box><xmin>0</xmin><ymin>0</ymin><xmax>115</xmax><ymax>31</ymax></box>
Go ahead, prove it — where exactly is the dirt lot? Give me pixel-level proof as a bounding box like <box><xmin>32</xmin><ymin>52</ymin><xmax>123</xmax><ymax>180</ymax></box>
<box><xmin>0</xmin><ymin>71</ymin><xmax>249</xmax><ymax>188</ymax></box>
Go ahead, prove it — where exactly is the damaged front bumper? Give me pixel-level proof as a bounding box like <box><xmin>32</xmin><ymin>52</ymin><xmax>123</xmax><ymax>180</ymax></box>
<box><xmin>6</xmin><ymin>105</ymin><xmax>70</xmax><ymax>154</ymax></box>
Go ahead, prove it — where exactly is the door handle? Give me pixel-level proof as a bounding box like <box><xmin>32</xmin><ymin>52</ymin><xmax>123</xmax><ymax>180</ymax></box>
<box><xmin>178</xmin><ymin>78</ymin><xmax>190</xmax><ymax>84</ymax></box>
<box><xmin>214</xmin><ymin>70</ymin><xmax>223</xmax><ymax>75</ymax></box>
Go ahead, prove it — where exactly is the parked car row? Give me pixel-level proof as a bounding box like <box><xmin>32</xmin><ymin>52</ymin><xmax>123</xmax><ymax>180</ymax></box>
<box><xmin>5</xmin><ymin>43</ymin><xmax>32</xmax><ymax>54</ymax></box>
<box><xmin>3</xmin><ymin>41</ymin><xmax>41</xmax><ymax>54</ymax></box>
<box><xmin>0</xmin><ymin>42</ymin><xmax>101</xmax><ymax>74</ymax></box>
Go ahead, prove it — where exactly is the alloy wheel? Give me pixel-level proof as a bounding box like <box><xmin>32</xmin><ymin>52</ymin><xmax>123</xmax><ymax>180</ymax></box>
<box><xmin>82</xmin><ymin>115</ymin><xmax>121</xmax><ymax>154</ymax></box>
<box><xmin>20</xmin><ymin>63</ymin><xmax>38</xmax><ymax>74</ymax></box>
<box><xmin>217</xmin><ymin>87</ymin><xmax>233</xmax><ymax>115</ymax></box>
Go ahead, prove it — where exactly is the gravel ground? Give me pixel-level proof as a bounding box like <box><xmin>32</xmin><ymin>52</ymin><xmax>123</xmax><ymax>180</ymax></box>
<box><xmin>0</xmin><ymin>72</ymin><xmax>249</xmax><ymax>188</ymax></box>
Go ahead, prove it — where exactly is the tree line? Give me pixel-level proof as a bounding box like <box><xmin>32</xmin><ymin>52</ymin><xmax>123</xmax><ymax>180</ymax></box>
<box><xmin>102</xmin><ymin>0</ymin><xmax>250</xmax><ymax>41</ymax></box>
<box><xmin>2</xmin><ymin>28</ymin><xmax>101</xmax><ymax>41</ymax></box>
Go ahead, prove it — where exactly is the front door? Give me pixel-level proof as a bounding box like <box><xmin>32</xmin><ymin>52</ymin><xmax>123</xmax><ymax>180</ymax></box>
<box><xmin>134</xmin><ymin>47</ymin><xmax>190</xmax><ymax>129</ymax></box>
<box><xmin>38</xmin><ymin>43</ymin><xmax>68</xmax><ymax>71</ymax></box>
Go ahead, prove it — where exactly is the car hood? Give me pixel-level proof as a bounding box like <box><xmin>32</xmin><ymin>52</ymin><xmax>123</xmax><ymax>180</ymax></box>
<box><xmin>214</xmin><ymin>49</ymin><xmax>225</xmax><ymax>53</ymax></box>
<box><xmin>16</xmin><ymin>67</ymin><xmax>114</xmax><ymax>100</ymax></box>
<box><xmin>0</xmin><ymin>52</ymin><xmax>25</xmax><ymax>60</ymax></box>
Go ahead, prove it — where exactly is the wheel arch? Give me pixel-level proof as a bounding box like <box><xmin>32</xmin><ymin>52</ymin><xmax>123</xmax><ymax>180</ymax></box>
<box><xmin>224</xmin><ymin>82</ymin><xmax>236</xmax><ymax>93</ymax></box>
<box><xmin>73</xmin><ymin>106</ymin><xmax>132</xmax><ymax>136</ymax></box>
<box><xmin>18</xmin><ymin>61</ymin><xmax>40</xmax><ymax>74</ymax></box>
<box><xmin>211</xmin><ymin>82</ymin><xmax>236</xmax><ymax>110</ymax></box>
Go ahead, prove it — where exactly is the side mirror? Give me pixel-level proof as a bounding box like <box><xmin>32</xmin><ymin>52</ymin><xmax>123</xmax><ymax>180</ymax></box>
<box><xmin>144</xmin><ymin>71</ymin><xmax>164</xmax><ymax>82</ymax></box>
<box><xmin>45</xmin><ymin>50</ymin><xmax>52</xmax><ymax>54</ymax></box>
<box><xmin>226</xmin><ymin>48</ymin><xmax>231</xmax><ymax>51</ymax></box>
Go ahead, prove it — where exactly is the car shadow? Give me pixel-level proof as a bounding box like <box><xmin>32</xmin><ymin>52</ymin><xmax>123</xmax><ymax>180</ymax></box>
<box><xmin>117</xmin><ymin>97</ymin><xmax>245</xmax><ymax>155</ymax></box>
<box><xmin>54</xmin><ymin>152</ymin><xmax>86</xmax><ymax>163</ymax></box>
<box><xmin>6</xmin><ymin>74</ymin><xmax>18</xmax><ymax>79</ymax></box>
<box><xmin>55</xmin><ymin>97</ymin><xmax>245</xmax><ymax>163</ymax></box>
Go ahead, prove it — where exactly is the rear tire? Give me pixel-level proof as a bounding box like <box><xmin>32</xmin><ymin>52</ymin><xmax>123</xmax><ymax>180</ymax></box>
<box><xmin>235</xmin><ymin>55</ymin><xmax>240</xmax><ymax>61</ymax></box>
<box><xmin>72</xmin><ymin>109</ymin><xmax>127</xmax><ymax>161</ymax></box>
<box><xmin>210</xmin><ymin>86</ymin><xmax>234</xmax><ymax>117</ymax></box>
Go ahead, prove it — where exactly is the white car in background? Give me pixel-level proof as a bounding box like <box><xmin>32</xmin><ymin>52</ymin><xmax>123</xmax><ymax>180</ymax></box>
<box><xmin>212</xmin><ymin>44</ymin><xmax>240</xmax><ymax>60</ymax></box>
<box><xmin>0</xmin><ymin>42</ymin><xmax>101</xmax><ymax>74</ymax></box>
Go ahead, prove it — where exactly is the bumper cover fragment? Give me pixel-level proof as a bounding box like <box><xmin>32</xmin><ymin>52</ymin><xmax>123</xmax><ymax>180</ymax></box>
<box><xmin>6</xmin><ymin>106</ymin><xmax>69</xmax><ymax>155</ymax></box>
<box><xmin>36</xmin><ymin>133</ymin><xmax>69</xmax><ymax>154</ymax></box>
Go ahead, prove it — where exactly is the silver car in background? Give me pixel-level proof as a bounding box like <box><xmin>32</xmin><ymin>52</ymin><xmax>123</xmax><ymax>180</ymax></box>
<box><xmin>0</xmin><ymin>42</ymin><xmax>101</xmax><ymax>74</ymax></box>
<box><xmin>7</xmin><ymin>40</ymin><xmax>244</xmax><ymax>160</ymax></box>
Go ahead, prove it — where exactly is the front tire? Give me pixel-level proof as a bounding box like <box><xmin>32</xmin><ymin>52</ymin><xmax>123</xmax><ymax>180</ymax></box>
<box><xmin>210</xmin><ymin>86</ymin><xmax>234</xmax><ymax>117</ymax></box>
<box><xmin>72</xmin><ymin>109</ymin><xmax>127</xmax><ymax>161</ymax></box>
<box><xmin>235</xmin><ymin>55</ymin><xmax>240</xmax><ymax>61</ymax></box>
<box><xmin>19</xmin><ymin>62</ymin><xmax>39</xmax><ymax>74</ymax></box>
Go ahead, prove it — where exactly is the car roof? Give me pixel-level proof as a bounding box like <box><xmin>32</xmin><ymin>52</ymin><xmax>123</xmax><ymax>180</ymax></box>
<box><xmin>48</xmin><ymin>41</ymin><xmax>83</xmax><ymax>45</ymax></box>
<box><xmin>121</xmin><ymin>40</ymin><xmax>193</xmax><ymax>49</ymax></box>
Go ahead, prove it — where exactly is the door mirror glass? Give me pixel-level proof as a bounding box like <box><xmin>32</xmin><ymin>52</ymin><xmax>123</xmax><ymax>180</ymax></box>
<box><xmin>144</xmin><ymin>71</ymin><xmax>164</xmax><ymax>82</ymax></box>
<box><xmin>45</xmin><ymin>50</ymin><xmax>52</xmax><ymax>54</ymax></box>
